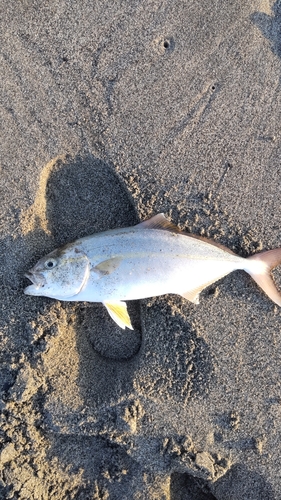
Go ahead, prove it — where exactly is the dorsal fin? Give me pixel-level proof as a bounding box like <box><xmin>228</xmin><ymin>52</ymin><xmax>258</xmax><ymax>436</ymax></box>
<box><xmin>136</xmin><ymin>214</ymin><xmax>236</xmax><ymax>255</ymax></box>
<box><xmin>135</xmin><ymin>214</ymin><xmax>181</xmax><ymax>233</ymax></box>
<box><xmin>185</xmin><ymin>233</ymin><xmax>236</xmax><ymax>255</ymax></box>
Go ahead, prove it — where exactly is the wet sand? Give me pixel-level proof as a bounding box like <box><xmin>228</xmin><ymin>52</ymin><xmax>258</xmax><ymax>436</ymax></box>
<box><xmin>1</xmin><ymin>1</ymin><xmax>281</xmax><ymax>498</ymax></box>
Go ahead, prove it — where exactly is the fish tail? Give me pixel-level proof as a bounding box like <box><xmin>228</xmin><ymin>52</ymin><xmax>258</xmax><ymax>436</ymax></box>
<box><xmin>246</xmin><ymin>248</ymin><xmax>281</xmax><ymax>306</ymax></box>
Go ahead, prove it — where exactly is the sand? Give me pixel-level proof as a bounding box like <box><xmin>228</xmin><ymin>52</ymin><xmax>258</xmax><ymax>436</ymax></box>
<box><xmin>1</xmin><ymin>0</ymin><xmax>281</xmax><ymax>498</ymax></box>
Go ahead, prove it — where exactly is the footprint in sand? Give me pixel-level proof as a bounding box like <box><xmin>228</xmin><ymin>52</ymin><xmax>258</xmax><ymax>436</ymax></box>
<box><xmin>21</xmin><ymin>153</ymin><xmax>142</xmax><ymax>362</ymax></box>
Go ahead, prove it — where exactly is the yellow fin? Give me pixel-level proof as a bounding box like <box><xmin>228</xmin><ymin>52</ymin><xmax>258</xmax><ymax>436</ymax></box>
<box><xmin>103</xmin><ymin>301</ymin><xmax>133</xmax><ymax>330</ymax></box>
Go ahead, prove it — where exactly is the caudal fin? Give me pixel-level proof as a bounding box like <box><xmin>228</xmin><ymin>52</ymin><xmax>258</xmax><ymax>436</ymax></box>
<box><xmin>246</xmin><ymin>249</ymin><xmax>281</xmax><ymax>307</ymax></box>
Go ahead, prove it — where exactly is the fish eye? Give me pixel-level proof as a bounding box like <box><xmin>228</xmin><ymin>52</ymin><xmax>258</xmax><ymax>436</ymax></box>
<box><xmin>44</xmin><ymin>258</ymin><xmax>57</xmax><ymax>269</ymax></box>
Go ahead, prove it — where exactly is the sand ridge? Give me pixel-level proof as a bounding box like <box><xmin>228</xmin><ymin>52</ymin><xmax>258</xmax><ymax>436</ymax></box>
<box><xmin>20</xmin><ymin>155</ymin><xmax>67</xmax><ymax>236</ymax></box>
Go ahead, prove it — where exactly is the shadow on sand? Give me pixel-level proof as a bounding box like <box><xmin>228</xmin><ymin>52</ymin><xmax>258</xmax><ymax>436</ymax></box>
<box><xmin>251</xmin><ymin>2</ymin><xmax>281</xmax><ymax>62</ymax></box>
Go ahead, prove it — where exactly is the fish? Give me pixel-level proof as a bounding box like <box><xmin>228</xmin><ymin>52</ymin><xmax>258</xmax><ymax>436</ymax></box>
<box><xmin>24</xmin><ymin>213</ymin><xmax>281</xmax><ymax>329</ymax></box>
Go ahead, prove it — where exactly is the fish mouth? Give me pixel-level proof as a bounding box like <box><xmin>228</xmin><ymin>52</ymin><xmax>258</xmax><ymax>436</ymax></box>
<box><xmin>24</xmin><ymin>271</ymin><xmax>46</xmax><ymax>294</ymax></box>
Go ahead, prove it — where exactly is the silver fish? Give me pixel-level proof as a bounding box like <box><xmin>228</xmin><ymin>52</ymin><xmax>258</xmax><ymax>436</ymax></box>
<box><xmin>24</xmin><ymin>214</ymin><xmax>281</xmax><ymax>329</ymax></box>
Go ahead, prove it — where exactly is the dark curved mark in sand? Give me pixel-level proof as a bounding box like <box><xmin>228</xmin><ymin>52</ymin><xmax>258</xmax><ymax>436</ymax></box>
<box><xmin>251</xmin><ymin>2</ymin><xmax>281</xmax><ymax>62</ymax></box>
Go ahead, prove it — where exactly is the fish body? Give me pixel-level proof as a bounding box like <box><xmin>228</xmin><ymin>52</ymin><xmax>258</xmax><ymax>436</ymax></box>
<box><xmin>25</xmin><ymin>214</ymin><xmax>281</xmax><ymax>329</ymax></box>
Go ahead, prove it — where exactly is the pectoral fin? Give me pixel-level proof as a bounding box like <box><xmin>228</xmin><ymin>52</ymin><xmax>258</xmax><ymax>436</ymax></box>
<box><xmin>93</xmin><ymin>257</ymin><xmax>122</xmax><ymax>276</ymax></box>
<box><xmin>103</xmin><ymin>301</ymin><xmax>133</xmax><ymax>330</ymax></box>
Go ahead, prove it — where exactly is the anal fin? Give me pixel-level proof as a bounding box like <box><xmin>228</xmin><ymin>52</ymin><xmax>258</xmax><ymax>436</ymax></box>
<box><xmin>103</xmin><ymin>301</ymin><xmax>133</xmax><ymax>330</ymax></box>
<box><xmin>180</xmin><ymin>287</ymin><xmax>203</xmax><ymax>304</ymax></box>
<box><xmin>180</xmin><ymin>280</ymin><xmax>219</xmax><ymax>304</ymax></box>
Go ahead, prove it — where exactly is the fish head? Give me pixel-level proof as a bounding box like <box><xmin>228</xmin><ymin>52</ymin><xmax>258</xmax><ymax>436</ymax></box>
<box><xmin>24</xmin><ymin>243</ymin><xmax>90</xmax><ymax>299</ymax></box>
